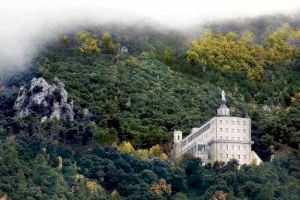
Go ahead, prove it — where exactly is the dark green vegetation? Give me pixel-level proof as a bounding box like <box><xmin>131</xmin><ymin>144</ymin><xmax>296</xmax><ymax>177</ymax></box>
<box><xmin>0</xmin><ymin>15</ymin><xmax>300</xmax><ymax>199</ymax></box>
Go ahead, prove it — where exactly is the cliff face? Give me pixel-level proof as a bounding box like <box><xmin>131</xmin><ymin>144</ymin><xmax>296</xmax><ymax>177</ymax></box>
<box><xmin>13</xmin><ymin>77</ymin><xmax>74</xmax><ymax>122</ymax></box>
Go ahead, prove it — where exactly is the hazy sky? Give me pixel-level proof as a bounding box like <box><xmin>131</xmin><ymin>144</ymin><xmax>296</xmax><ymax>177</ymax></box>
<box><xmin>0</xmin><ymin>0</ymin><xmax>300</xmax><ymax>77</ymax></box>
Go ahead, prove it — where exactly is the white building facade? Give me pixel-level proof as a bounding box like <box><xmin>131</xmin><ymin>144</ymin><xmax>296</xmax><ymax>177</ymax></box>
<box><xmin>172</xmin><ymin>91</ymin><xmax>262</xmax><ymax>165</ymax></box>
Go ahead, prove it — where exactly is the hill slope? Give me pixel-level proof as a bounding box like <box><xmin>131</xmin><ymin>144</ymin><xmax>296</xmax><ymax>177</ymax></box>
<box><xmin>0</xmin><ymin>21</ymin><xmax>300</xmax><ymax>199</ymax></box>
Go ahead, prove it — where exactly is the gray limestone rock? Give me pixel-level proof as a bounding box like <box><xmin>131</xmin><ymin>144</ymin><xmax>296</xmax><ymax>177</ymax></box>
<box><xmin>13</xmin><ymin>77</ymin><xmax>74</xmax><ymax>122</ymax></box>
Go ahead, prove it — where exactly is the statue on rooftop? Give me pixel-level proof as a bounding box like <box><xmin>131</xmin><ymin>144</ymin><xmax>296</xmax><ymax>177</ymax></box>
<box><xmin>221</xmin><ymin>90</ymin><xmax>226</xmax><ymax>102</ymax></box>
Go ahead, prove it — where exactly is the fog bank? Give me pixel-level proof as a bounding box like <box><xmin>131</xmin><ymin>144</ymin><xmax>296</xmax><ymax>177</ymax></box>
<box><xmin>0</xmin><ymin>0</ymin><xmax>299</xmax><ymax>79</ymax></box>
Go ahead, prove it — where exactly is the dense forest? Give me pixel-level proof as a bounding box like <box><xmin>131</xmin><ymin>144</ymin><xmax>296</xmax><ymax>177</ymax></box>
<box><xmin>0</xmin><ymin>14</ymin><xmax>300</xmax><ymax>199</ymax></box>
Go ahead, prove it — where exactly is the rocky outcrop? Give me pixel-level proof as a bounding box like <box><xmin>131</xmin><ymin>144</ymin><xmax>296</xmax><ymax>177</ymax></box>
<box><xmin>13</xmin><ymin>77</ymin><xmax>74</xmax><ymax>122</ymax></box>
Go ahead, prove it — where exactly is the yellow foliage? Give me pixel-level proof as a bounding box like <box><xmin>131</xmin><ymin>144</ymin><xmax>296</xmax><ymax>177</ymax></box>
<box><xmin>76</xmin><ymin>32</ymin><xmax>100</xmax><ymax>54</ymax></box>
<box><xmin>74</xmin><ymin>174</ymin><xmax>84</xmax><ymax>181</ymax></box>
<box><xmin>263</xmin><ymin>25</ymin><xmax>300</xmax><ymax>66</ymax></box>
<box><xmin>241</xmin><ymin>31</ymin><xmax>255</xmax><ymax>43</ymax></box>
<box><xmin>86</xmin><ymin>180</ymin><xmax>103</xmax><ymax>194</ymax></box>
<box><xmin>149</xmin><ymin>144</ymin><xmax>163</xmax><ymax>158</ymax></box>
<box><xmin>102</xmin><ymin>32</ymin><xmax>116</xmax><ymax>52</ymax></box>
<box><xmin>134</xmin><ymin>149</ymin><xmax>149</xmax><ymax>159</ymax></box>
<box><xmin>117</xmin><ymin>141</ymin><xmax>135</xmax><ymax>154</ymax></box>
<box><xmin>111</xmin><ymin>189</ymin><xmax>120</xmax><ymax>198</ymax></box>
<box><xmin>210</xmin><ymin>191</ymin><xmax>226</xmax><ymax>200</ymax></box>
<box><xmin>150</xmin><ymin>178</ymin><xmax>172</xmax><ymax>197</ymax></box>
<box><xmin>160</xmin><ymin>153</ymin><xmax>168</xmax><ymax>160</ymax></box>
<box><xmin>186</xmin><ymin>31</ymin><xmax>265</xmax><ymax>81</ymax></box>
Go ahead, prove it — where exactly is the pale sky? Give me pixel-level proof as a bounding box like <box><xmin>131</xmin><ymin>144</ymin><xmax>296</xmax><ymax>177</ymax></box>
<box><xmin>0</xmin><ymin>0</ymin><xmax>299</xmax><ymax>75</ymax></box>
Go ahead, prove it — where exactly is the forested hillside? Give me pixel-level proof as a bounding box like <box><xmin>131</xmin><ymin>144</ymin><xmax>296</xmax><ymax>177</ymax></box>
<box><xmin>0</xmin><ymin>16</ymin><xmax>300</xmax><ymax>199</ymax></box>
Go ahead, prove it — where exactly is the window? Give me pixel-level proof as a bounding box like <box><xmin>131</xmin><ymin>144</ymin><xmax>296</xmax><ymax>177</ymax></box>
<box><xmin>226</xmin><ymin>120</ymin><xmax>228</xmax><ymax>124</ymax></box>
<box><xmin>232</xmin><ymin>145</ymin><xmax>234</xmax><ymax>149</ymax></box>
<box><xmin>226</xmin><ymin>128</ymin><xmax>228</xmax><ymax>133</ymax></box>
<box><xmin>178</xmin><ymin>135</ymin><xmax>180</xmax><ymax>140</ymax></box>
<box><xmin>238</xmin><ymin>137</ymin><xmax>240</xmax><ymax>140</ymax></box>
<box><xmin>231</xmin><ymin>121</ymin><xmax>234</xmax><ymax>125</ymax></box>
<box><xmin>226</xmin><ymin>145</ymin><xmax>228</xmax><ymax>150</ymax></box>
<box><xmin>231</xmin><ymin>129</ymin><xmax>234</xmax><ymax>133</ymax></box>
<box><xmin>231</xmin><ymin>137</ymin><xmax>234</xmax><ymax>140</ymax></box>
<box><xmin>237</xmin><ymin>129</ymin><xmax>240</xmax><ymax>133</ymax></box>
<box><xmin>226</xmin><ymin>154</ymin><xmax>229</xmax><ymax>158</ymax></box>
<box><xmin>238</xmin><ymin>145</ymin><xmax>240</xmax><ymax>150</ymax></box>
<box><xmin>243</xmin><ymin>121</ymin><xmax>246</xmax><ymax>125</ymax></box>
<box><xmin>237</xmin><ymin>121</ymin><xmax>240</xmax><ymax>125</ymax></box>
<box><xmin>226</xmin><ymin>136</ymin><xmax>228</xmax><ymax>140</ymax></box>
<box><xmin>238</xmin><ymin>155</ymin><xmax>240</xmax><ymax>159</ymax></box>
<box><xmin>220</xmin><ymin>144</ymin><xmax>223</xmax><ymax>149</ymax></box>
<box><xmin>232</xmin><ymin>154</ymin><xmax>234</xmax><ymax>158</ymax></box>
<box><xmin>220</xmin><ymin>128</ymin><xmax>222</xmax><ymax>132</ymax></box>
<box><xmin>220</xmin><ymin>120</ymin><xmax>222</xmax><ymax>124</ymax></box>
<box><xmin>220</xmin><ymin>153</ymin><xmax>223</xmax><ymax>158</ymax></box>
<box><xmin>243</xmin><ymin>137</ymin><xmax>246</xmax><ymax>140</ymax></box>
<box><xmin>220</xmin><ymin>136</ymin><xmax>223</xmax><ymax>140</ymax></box>
<box><xmin>244</xmin><ymin>146</ymin><xmax>246</xmax><ymax>150</ymax></box>
<box><xmin>243</xmin><ymin>129</ymin><xmax>246</xmax><ymax>133</ymax></box>
<box><xmin>243</xmin><ymin>155</ymin><xmax>246</xmax><ymax>160</ymax></box>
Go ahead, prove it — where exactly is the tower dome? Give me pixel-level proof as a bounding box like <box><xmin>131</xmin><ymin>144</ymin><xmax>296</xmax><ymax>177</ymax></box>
<box><xmin>217</xmin><ymin>90</ymin><xmax>230</xmax><ymax>116</ymax></box>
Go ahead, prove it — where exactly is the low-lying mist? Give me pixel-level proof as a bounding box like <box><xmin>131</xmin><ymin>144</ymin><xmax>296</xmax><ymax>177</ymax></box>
<box><xmin>0</xmin><ymin>0</ymin><xmax>299</xmax><ymax>81</ymax></box>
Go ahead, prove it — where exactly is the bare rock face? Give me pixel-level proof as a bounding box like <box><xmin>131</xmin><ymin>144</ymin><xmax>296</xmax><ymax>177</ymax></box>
<box><xmin>13</xmin><ymin>77</ymin><xmax>74</xmax><ymax>122</ymax></box>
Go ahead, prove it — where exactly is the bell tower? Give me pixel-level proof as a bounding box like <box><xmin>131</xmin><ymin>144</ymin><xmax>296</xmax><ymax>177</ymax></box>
<box><xmin>174</xmin><ymin>130</ymin><xmax>182</xmax><ymax>143</ymax></box>
<box><xmin>173</xmin><ymin>130</ymin><xmax>182</xmax><ymax>158</ymax></box>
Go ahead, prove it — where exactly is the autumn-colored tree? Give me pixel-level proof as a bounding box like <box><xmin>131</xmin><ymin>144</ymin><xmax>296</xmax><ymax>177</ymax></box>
<box><xmin>102</xmin><ymin>32</ymin><xmax>116</xmax><ymax>53</ymax></box>
<box><xmin>149</xmin><ymin>144</ymin><xmax>163</xmax><ymax>158</ymax></box>
<box><xmin>150</xmin><ymin>178</ymin><xmax>172</xmax><ymax>197</ymax></box>
<box><xmin>210</xmin><ymin>191</ymin><xmax>226</xmax><ymax>200</ymax></box>
<box><xmin>186</xmin><ymin>31</ymin><xmax>265</xmax><ymax>81</ymax></box>
<box><xmin>75</xmin><ymin>32</ymin><xmax>100</xmax><ymax>54</ymax></box>
<box><xmin>117</xmin><ymin>141</ymin><xmax>134</xmax><ymax>154</ymax></box>
<box><xmin>263</xmin><ymin>24</ymin><xmax>300</xmax><ymax>67</ymax></box>
<box><xmin>134</xmin><ymin>149</ymin><xmax>149</xmax><ymax>159</ymax></box>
